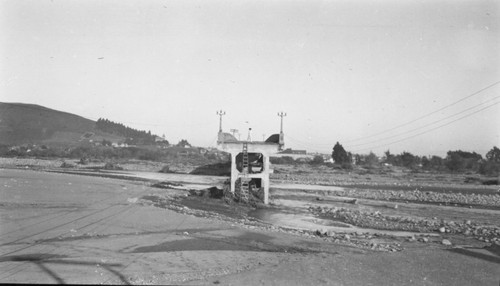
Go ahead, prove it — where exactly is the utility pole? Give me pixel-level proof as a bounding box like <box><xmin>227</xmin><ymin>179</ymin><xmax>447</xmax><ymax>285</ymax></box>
<box><xmin>277</xmin><ymin>111</ymin><xmax>286</xmax><ymax>148</ymax></box>
<box><xmin>277</xmin><ymin>111</ymin><xmax>286</xmax><ymax>133</ymax></box>
<box><xmin>216</xmin><ymin>110</ymin><xmax>225</xmax><ymax>132</ymax></box>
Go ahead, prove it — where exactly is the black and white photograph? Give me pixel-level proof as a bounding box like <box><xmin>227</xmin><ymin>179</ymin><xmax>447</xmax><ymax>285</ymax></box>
<box><xmin>1</xmin><ymin>0</ymin><xmax>499</xmax><ymax>284</ymax></box>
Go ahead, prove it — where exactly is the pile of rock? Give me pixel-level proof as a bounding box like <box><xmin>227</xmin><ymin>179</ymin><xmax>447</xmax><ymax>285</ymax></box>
<box><xmin>327</xmin><ymin>188</ymin><xmax>500</xmax><ymax>207</ymax></box>
<box><xmin>309</xmin><ymin>206</ymin><xmax>500</xmax><ymax>243</ymax></box>
<box><xmin>313</xmin><ymin>229</ymin><xmax>403</xmax><ymax>252</ymax></box>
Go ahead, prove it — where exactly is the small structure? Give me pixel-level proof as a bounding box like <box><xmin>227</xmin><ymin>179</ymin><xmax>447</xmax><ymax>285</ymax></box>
<box><xmin>215</xmin><ymin>112</ymin><xmax>285</xmax><ymax>204</ymax></box>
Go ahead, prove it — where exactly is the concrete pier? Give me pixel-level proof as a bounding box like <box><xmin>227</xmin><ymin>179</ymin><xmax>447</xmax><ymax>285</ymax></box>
<box><xmin>216</xmin><ymin>131</ymin><xmax>283</xmax><ymax>204</ymax></box>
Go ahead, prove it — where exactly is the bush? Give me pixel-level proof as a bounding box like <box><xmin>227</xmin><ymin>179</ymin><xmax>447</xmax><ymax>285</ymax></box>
<box><xmin>478</xmin><ymin>160</ymin><xmax>500</xmax><ymax>176</ymax></box>
<box><xmin>103</xmin><ymin>163</ymin><xmax>123</xmax><ymax>170</ymax></box>
<box><xmin>60</xmin><ymin>161</ymin><xmax>75</xmax><ymax>168</ymax></box>
<box><xmin>482</xmin><ymin>179</ymin><xmax>499</xmax><ymax>185</ymax></box>
<box><xmin>310</xmin><ymin>155</ymin><xmax>324</xmax><ymax>165</ymax></box>
<box><xmin>341</xmin><ymin>162</ymin><xmax>353</xmax><ymax>170</ymax></box>
<box><xmin>159</xmin><ymin>165</ymin><xmax>172</xmax><ymax>173</ymax></box>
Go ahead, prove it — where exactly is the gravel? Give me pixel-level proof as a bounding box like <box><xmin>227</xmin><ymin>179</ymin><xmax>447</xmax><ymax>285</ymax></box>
<box><xmin>309</xmin><ymin>206</ymin><xmax>500</xmax><ymax>242</ymax></box>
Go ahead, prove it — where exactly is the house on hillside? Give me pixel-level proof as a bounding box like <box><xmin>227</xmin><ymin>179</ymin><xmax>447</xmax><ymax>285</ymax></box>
<box><xmin>111</xmin><ymin>142</ymin><xmax>129</xmax><ymax>148</ymax></box>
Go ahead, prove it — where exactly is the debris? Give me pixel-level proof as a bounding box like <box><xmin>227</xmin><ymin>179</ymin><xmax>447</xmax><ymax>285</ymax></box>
<box><xmin>442</xmin><ymin>239</ymin><xmax>452</xmax><ymax>246</ymax></box>
<box><xmin>420</xmin><ymin>237</ymin><xmax>429</xmax><ymax>243</ymax></box>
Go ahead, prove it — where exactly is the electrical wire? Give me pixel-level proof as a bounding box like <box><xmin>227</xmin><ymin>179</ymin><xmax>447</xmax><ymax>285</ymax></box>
<box><xmin>343</xmin><ymin>80</ymin><xmax>500</xmax><ymax>143</ymax></box>
<box><xmin>346</xmin><ymin>95</ymin><xmax>500</xmax><ymax>148</ymax></box>
<box><xmin>351</xmin><ymin>100</ymin><xmax>500</xmax><ymax>153</ymax></box>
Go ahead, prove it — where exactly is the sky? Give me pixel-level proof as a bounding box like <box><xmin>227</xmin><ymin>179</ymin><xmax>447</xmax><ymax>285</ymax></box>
<box><xmin>1</xmin><ymin>0</ymin><xmax>499</xmax><ymax>157</ymax></box>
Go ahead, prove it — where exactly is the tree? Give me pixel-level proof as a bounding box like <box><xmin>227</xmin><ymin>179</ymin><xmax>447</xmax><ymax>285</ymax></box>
<box><xmin>479</xmin><ymin>146</ymin><xmax>500</xmax><ymax>176</ymax></box>
<box><xmin>383</xmin><ymin>150</ymin><xmax>395</xmax><ymax>165</ymax></box>
<box><xmin>364</xmin><ymin>152</ymin><xmax>379</xmax><ymax>167</ymax></box>
<box><xmin>177</xmin><ymin>139</ymin><xmax>191</xmax><ymax>148</ymax></box>
<box><xmin>445</xmin><ymin>150</ymin><xmax>482</xmax><ymax>172</ymax></box>
<box><xmin>421</xmin><ymin>156</ymin><xmax>430</xmax><ymax>169</ymax></box>
<box><xmin>399</xmin><ymin>151</ymin><xmax>419</xmax><ymax>169</ymax></box>
<box><xmin>486</xmin><ymin>146</ymin><xmax>500</xmax><ymax>162</ymax></box>
<box><xmin>332</xmin><ymin>142</ymin><xmax>350</xmax><ymax>166</ymax></box>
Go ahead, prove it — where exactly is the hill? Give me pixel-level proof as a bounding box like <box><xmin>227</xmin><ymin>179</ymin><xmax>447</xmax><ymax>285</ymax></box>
<box><xmin>0</xmin><ymin>102</ymin><xmax>121</xmax><ymax>145</ymax></box>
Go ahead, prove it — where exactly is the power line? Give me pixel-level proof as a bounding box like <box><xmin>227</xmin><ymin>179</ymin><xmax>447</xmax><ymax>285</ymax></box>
<box><xmin>346</xmin><ymin>95</ymin><xmax>500</xmax><ymax>148</ymax></box>
<box><xmin>344</xmin><ymin>80</ymin><xmax>500</xmax><ymax>143</ymax></box>
<box><xmin>351</xmin><ymin>100</ymin><xmax>500</xmax><ymax>153</ymax></box>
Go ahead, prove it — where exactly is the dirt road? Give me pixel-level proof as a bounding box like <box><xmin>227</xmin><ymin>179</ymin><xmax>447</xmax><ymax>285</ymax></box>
<box><xmin>1</xmin><ymin>168</ymin><xmax>499</xmax><ymax>285</ymax></box>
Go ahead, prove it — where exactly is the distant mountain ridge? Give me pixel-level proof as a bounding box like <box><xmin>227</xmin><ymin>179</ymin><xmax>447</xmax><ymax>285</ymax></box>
<box><xmin>0</xmin><ymin>102</ymin><xmax>107</xmax><ymax>145</ymax></box>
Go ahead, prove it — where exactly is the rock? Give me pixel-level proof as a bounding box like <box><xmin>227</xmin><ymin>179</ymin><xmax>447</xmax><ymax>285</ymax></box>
<box><xmin>439</xmin><ymin>227</ymin><xmax>446</xmax><ymax>233</ymax></box>
<box><xmin>422</xmin><ymin>237</ymin><xmax>429</xmax><ymax>243</ymax></box>
<box><xmin>316</xmin><ymin>229</ymin><xmax>328</xmax><ymax>236</ymax></box>
<box><xmin>326</xmin><ymin>230</ymin><xmax>336</xmax><ymax>237</ymax></box>
<box><xmin>442</xmin><ymin>239</ymin><xmax>452</xmax><ymax>246</ymax></box>
<box><xmin>344</xmin><ymin>234</ymin><xmax>351</xmax><ymax>240</ymax></box>
<box><xmin>465</xmin><ymin>220</ymin><xmax>472</xmax><ymax>225</ymax></box>
<box><xmin>127</xmin><ymin>197</ymin><xmax>138</xmax><ymax>203</ymax></box>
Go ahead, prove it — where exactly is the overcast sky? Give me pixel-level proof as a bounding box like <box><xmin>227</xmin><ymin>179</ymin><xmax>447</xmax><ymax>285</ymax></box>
<box><xmin>1</xmin><ymin>0</ymin><xmax>499</xmax><ymax>156</ymax></box>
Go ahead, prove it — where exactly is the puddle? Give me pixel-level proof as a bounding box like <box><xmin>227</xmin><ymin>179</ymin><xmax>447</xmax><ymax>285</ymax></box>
<box><xmin>132</xmin><ymin>231</ymin><xmax>318</xmax><ymax>254</ymax></box>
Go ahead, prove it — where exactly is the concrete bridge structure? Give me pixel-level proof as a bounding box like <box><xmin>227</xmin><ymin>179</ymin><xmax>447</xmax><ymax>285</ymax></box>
<box><xmin>215</xmin><ymin>113</ymin><xmax>285</xmax><ymax>204</ymax></box>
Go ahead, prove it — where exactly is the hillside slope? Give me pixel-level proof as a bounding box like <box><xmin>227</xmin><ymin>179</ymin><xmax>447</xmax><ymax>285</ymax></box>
<box><xmin>0</xmin><ymin>102</ymin><xmax>98</xmax><ymax>145</ymax></box>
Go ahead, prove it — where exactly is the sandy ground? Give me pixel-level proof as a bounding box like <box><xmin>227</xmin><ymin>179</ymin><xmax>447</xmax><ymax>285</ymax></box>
<box><xmin>1</xmin><ymin>168</ymin><xmax>499</xmax><ymax>285</ymax></box>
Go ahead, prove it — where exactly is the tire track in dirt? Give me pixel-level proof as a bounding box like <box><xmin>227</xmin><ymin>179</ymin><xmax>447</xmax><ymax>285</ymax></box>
<box><xmin>0</xmin><ymin>193</ymin><xmax>119</xmax><ymax>239</ymax></box>
<box><xmin>0</xmin><ymin>203</ymin><xmax>138</xmax><ymax>280</ymax></box>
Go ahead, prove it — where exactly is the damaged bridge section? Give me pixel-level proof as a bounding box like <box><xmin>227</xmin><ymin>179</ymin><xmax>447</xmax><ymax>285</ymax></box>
<box><xmin>215</xmin><ymin>113</ymin><xmax>285</xmax><ymax>204</ymax></box>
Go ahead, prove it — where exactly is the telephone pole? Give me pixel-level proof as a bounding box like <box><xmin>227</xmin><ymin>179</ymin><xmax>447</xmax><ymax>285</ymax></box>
<box><xmin>277</xmin><ymin>111</ymin><xmax>286</xmax><ymax>133</ymax></box>
<box><xmin>216</xmin><ymin>110</ymin><xmax>225</xmax><ymax>132</ymax></box>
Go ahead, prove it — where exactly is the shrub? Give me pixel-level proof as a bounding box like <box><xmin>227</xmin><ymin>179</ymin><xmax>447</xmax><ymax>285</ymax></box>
<box><xmin>103</xmin><ymin>163</ymin><xmax>123</xmax><ymax>170</ymax></box>
<box><xmin>60</xmin><ymin>161</ymin><xmax>75</xmax><ymax>168</ymax></box>
<box><xmin>310</xmin><ymin>155</ymin><xmax>324</xmax><ymax>165</ymax></box>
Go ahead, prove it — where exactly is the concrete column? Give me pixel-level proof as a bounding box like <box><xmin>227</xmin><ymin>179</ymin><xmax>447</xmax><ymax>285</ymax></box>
<box><xmin>263</xmin><ymin>154</ymin><xmax>270</xmax><ymax>204</ymax></box>
<box><xmin>230</xmin><ymin>152</ymin><xmax>237</xmax><ymax>194</ymax></box>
